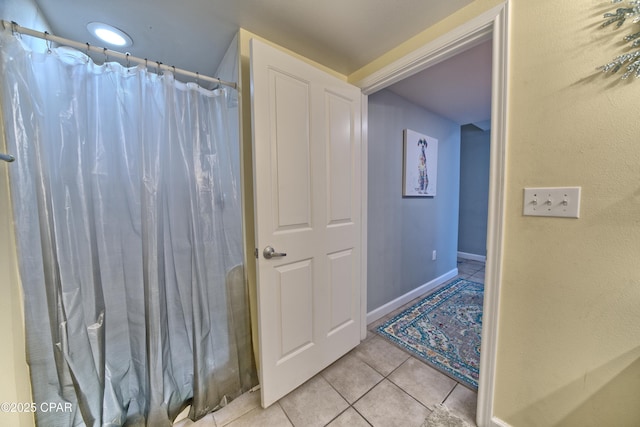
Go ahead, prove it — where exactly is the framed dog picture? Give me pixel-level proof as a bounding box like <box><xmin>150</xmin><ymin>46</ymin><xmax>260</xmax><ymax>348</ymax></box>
<box><xmin>403</xmin><ymin>129</ymin><xmax>438</xmax><ymax>197</ymax></box>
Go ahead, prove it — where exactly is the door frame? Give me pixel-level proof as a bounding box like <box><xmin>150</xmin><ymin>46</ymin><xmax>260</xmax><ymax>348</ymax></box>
<box><xmin>352</xmin><ymin>3</ymin><xmax>509</xmax><ymax>426</ymax></box>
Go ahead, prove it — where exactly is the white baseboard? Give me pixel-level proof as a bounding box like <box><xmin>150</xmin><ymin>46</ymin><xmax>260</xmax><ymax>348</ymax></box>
<box><xmin>457</xmin><ymin>251</ymin><xmax>487</xmax><ymax>262</ymax></box>
<box><xmin>366</xmin><ymin>268</ymin><xmax>458</xmax><ymax>325</ymax></box>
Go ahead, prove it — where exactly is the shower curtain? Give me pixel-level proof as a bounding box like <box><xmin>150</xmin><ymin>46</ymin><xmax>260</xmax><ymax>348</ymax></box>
<box><xmin>0</xmin><ymin>29</ymin><xmax>255</xmax><ymax>426</ymax></box>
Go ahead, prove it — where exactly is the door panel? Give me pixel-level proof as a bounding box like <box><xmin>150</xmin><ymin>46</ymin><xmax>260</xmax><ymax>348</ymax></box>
<box><xmin>327</xmin><ymin>249</ymin><xmax>354</xmax><ymax>333</ymax></box>
<box><xmin>251</xmin><ymin>38</ymin><xmax>362</xmax><ymax>407</ymax></box>
<box><xmin>326</xmin><ymin>91</ymin><xmax>354</xmax><ymax>224</ymax></box>
<box><xmin>276</xmin><ymin>259</ymin><xmax>314</xmax><ymax>359</ymax></box>
<box><xmin>270</xmin><ymin>70</ymin><xmax>311</xmax><ymax>230</ymax></box>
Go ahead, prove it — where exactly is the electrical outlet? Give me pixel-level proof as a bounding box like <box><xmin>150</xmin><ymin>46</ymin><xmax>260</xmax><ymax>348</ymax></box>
<box><xmin>523</xmin><ymin>187</ymin><xmax>581</xmax><ymax>218</ymax></box>
<box><xmin>432</xmin><ymin>250</ymin><xmax>437</xmax><ymax>261</ymax></box>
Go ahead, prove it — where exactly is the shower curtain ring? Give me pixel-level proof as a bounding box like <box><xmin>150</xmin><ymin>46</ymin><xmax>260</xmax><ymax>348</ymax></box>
<box><xmin>156</xmin><ymin>61</ymin><xmax>162</xmax><ymax>75</ymax></box>
<box><xmin>86</xmin><ymin>43</ymin><xmax>90</xmax><ymax>63</ymax></box>
<box><xmin>103</xmin><ymin>47</ymin><xmax>108</xmax><ymax>63</ymax></box>
<box><xmin>125</xmin><ymin>52</ymin><xmax>130</xmax><ymax>68</ymax></box>
<box><xmin>11</xmin><ymin>21</ymin><xmax>19</xmax><ymax>37</ymax></box>
<box><xmin>44</xmin><ymin>31</ymin><xmax>52</xmax><ymax>53</ymax></box>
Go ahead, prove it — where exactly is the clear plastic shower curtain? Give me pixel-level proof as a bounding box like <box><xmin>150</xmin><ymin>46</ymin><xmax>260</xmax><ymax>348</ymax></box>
<box><xmin>0</xmin><ymin>29</ymin><xmax>256</xmax><ymax>426</ymax></box>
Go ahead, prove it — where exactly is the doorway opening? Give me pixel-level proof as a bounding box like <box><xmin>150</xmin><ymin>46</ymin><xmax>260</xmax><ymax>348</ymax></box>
<box><xmin>355</xmin><ymin>3</ymin><xmax>508</xmax><ymax>425</ymax></box>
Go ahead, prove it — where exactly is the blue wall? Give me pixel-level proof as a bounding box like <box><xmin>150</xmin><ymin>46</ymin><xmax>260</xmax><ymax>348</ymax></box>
<box><xmin>367</xmin><ymin>90</ymin><xmax>460</xmax><ymax>312</ymax></box>
<box><xmin>458</xmin><ymin>124</ymin><xmax>490</xmax><ymax>257</ymax></box>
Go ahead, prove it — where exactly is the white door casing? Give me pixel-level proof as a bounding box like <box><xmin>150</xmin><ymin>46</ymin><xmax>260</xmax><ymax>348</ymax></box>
<box><xmin>250</xmin><ymin>38</ymin><xmax>362</xmax><ymax>408</ymax></box>
<box><xmin>352</xmin><ymin>3</ymin><xmax>509</xmax><ymax>426</ymax></box>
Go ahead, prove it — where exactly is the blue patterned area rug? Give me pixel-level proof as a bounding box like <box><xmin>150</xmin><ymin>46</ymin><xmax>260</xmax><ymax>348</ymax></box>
<box><xmin>377</xmin><ymin>278</ymin><xmax>483</xmax><ymax>389</ymax></box>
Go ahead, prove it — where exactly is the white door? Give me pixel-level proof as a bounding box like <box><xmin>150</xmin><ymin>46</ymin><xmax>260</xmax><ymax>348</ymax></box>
<box><xmin>250</xmin><ymin>38</ymin><xmax>362</xmax><ymax>407</ymax></box>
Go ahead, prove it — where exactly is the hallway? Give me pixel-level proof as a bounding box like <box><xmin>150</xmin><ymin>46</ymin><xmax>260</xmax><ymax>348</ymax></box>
<box><xmin>179</xmin><ymin>258</ymin><xmax>485</xmax><ymax>427</ymax></box>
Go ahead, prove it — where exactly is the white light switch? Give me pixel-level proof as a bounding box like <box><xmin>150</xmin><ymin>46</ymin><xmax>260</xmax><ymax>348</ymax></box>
<box><xmin>523</xmin><ymin>187</ymin><xmax>581</xmax><ymax>218</ymax></box>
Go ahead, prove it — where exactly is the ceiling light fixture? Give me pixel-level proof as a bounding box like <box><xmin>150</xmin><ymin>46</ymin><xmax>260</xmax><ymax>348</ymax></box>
<box><xmin>86</xmin><ymin>22</ymin><xmax>133</xmax><ymax>47</ymax></box>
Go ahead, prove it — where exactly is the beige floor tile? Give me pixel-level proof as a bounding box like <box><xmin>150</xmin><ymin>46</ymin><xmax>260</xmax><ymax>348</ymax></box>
<box><xmin>278</xmin><ymin>375</ymin><xmax>349</xmax><ymax>427</ymax></box>
<box><xmin>321</xmin><ymin>352</ymin><xmax>383</xmax><ymax>403</ymax></box>
<box><xmin>174</xmin><ymin>406</ymin><xmax>195</xmax><ymax>426</ymax></box>
<box><xmin>190</xmin><ymin>413</ymin><xmax>216</xmax><ymax>426</ymax></box>
<box><xmin>443</xmin><ymin>384</ymin><xmax>478</xmax><ymax>426</ymax></box>
<box><xmin>457</xmin><ymin>263</ymin><xmax>483</xmax><ymax>276</ymax></box>
<box><xmin>364</xmin><ymin>329</ymin><xmax>376</xmax><ymax>341</ymax></box>
<box><xmin>367</xmin><ymin>315</ymin><xmax>392</xmax><ymax>332</ymax></box>
<box><xmin>354</xmin><ymin>379</ymin><xmax>430</xmax><ymax>427</ymax></box>
<box><xmin>213</xmin><ymin>391</ymin><xmax>260</xmax><ymax>426</ymax></box>
<box><xmin>388</xmin><ymin>357</ymin><xmax>457</xmax><ymax>410</ymax></box>
<box><xmin>175</xmin><ymin>417</ymin><xmax>197</xmax><ymax>426</ymax></box>
<box><xmin>469</xmin><ymin>272</ymin><xmax>485</xmax><ymax>284</ymax></box>
<box><xmin>456</xmin><ymin>266</ymin><xmax>477</xmax><ymax>276</ymax></box>
<box><xmin>226</xmin><ymin>404</ymin><xmax>292</xmax><ymax>427</ymax></box>
<box><xmin>352</xmin><ymin>335</ymin><xmax>409</xmax><ymax>376</ymax></box>
<box><xmin>325</xmin><ymin>407</ymin><xmax>370</xmax><ymax>427</ymax></box>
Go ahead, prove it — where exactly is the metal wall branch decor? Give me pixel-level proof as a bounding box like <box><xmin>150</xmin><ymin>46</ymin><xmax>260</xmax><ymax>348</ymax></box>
<box><xmin>599</xmin><ymin>0</ymin><xmax>640</xmax><ymax>79</ymax></box>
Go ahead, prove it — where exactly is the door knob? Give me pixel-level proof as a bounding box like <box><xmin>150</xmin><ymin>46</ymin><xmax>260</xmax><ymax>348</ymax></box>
<box><xmin>263</xmin><ymin>246</ymin><xmax>287</xmax><ymax>259</ymax></box>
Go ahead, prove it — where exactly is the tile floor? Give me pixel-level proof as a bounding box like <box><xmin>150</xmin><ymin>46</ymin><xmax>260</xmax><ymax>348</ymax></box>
<box><xmin>178</xmin><ymin>258</ymin><xmax>485</xmax><ymax>427</ymax></box>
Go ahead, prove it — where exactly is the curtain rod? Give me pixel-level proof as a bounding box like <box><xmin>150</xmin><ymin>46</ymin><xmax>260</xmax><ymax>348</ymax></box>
<box><xmin>1</xmin><ymin>20</ymin><xmax>237</xmax><ymax>90</ymax></box>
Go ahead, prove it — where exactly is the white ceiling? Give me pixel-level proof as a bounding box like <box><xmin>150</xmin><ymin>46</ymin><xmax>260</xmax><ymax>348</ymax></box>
<box><xmin>386</xmin><ymin>39</ymin><xmax>493</xmax><ymax>125</ymax></box>
<box><xmin>31</xmin><ymin>0</ymin><xmax>490</xmax><ymax>124</ymax></box>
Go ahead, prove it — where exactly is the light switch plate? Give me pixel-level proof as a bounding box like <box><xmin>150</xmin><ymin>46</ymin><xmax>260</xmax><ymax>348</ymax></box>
<box><xmin>523</xmin><ymin>187</ymin><xmax>581</xmax><ymax>218</ymax></box>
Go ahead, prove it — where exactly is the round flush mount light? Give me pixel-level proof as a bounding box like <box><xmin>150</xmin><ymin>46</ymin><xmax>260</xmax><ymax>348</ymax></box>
<box><xmin>86</xmin><ymin>22</ymin><xmax>133</xmax><ymax>47</ymax></box>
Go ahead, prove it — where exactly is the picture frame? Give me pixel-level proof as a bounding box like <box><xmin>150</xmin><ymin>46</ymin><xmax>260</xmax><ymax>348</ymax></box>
<box><xmin>402</xmin><ymin>129</ymin><xmax>438</xmax><ymax>197</ymax></box>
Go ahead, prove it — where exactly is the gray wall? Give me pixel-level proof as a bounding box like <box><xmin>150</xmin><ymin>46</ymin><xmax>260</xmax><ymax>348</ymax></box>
<box><xmin>458</xmin><ymin>124</ymin><xmax>490</xmax><ymax>257</ymax></box>
<box><xmin>367</xmin><ymin>89</ymin><xmax>460</xmax><ymax>312</ymax></box>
